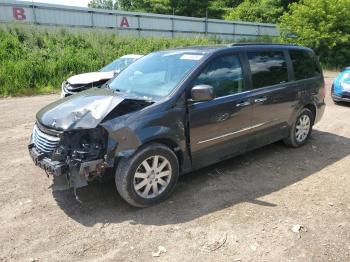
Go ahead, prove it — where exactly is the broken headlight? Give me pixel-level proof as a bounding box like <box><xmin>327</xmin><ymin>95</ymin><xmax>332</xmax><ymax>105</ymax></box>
<box><xmin>52</xmin><ymin>127</ymin><xmax>108</xmax><ymax>162</ymax></box>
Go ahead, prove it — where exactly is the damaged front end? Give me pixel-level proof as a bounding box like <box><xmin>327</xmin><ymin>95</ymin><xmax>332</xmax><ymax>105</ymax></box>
<box><xmin>28</xmin><ymin>123</ymin><xmax>108</xmax><ymax>193</ymax></box>
<box><xmin>28</xmin><ymin>88</ymin><xmax>152</xmax><ymax>198</ymax></box>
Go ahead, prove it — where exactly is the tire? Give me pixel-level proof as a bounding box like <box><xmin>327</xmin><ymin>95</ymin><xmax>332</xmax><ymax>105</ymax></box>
<box><xmin>115</xmin><ymin>143</ymin><xmax>179</xmax><ymax>207</ymax></box>
<box><xmin>283</xmin><ymin>108</ymin><xmax>314</xmax><ymax>148</ymax></box>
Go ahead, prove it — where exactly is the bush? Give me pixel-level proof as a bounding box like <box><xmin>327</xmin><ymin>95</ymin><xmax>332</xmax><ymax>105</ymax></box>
<box><xmin>225</xmin><ymin>0</ymin><xmax>285</xmax><ymax>24</ymax></box>
<box><xmin>278</xmin><ymin>0</ymin><xmax>350</xmax><ymax>69</ymax></box>
<box><xmin>0</xmin><ymin>24</ymin><xmax>221</xmax><ymax>96</ymax></box>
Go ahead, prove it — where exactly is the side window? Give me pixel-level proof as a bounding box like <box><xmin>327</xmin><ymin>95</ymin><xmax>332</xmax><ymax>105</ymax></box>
<box><xmin>290</xmin><ymin>50</ymin><xmax>321</xmax><ymax>80</ymax></box>
<box><xmin>193</xmin><ymin>54</ymin><xmax>244</xmax><ymax>97</ymax></box>
<box><xmin>248</xmin><ymin>51</ymin><xmax>288</xmax><ymax>89</ymax></box>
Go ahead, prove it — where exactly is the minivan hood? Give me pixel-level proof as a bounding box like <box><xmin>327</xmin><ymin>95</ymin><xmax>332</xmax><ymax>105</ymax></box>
<box><xmin>36</xmin><ymin>88</ymin><xmax>124</xmax><ymax>130</ymax></box>
<box><xmin>67</xmin><ymin>71</ymin><xmax>115</xmax><ymax>85</ymax></box>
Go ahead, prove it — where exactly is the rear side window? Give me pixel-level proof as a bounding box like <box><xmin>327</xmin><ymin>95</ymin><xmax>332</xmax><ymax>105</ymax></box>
<box><xmin>193</xmin><ymin>54</ymin><xmax>244</xmax><ymax>97</ymax></box>
<box><xmin>290</xmin><ymin>50</ymin><xmax>321</xmax><ymax>80</ymax></box>
<box><xmin>248</xmin><ymin>51</ymin><xmax>288</xmax><ymax>89</ymax></box>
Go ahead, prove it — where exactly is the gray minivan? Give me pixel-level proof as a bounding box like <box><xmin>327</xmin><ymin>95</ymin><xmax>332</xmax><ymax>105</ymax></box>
<box><xmin>29</xmin><ymin>44</ymin><xmax>325</xmax><ymax>207</ymax></box>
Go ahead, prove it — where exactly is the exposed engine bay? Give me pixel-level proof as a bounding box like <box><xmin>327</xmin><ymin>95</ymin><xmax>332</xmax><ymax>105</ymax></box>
<box><xmin>28</xmin><ymin>88</ymin><xmax>154</xmax><ymax>199</ymax></box>
<box><xmin>29</xmin><ymin>125</ymin><xmax>109</xmax><ymax>194</ymax></box>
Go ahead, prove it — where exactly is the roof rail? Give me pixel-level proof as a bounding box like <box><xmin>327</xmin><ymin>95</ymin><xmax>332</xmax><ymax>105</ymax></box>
<box><xmin>228</xmin><ymin>43</ymin><xmax>298</xmax><ymax>46</ymax></box>
<box><xmin>171</xmin><ymin>44</ymin><xmax>227</xmax><ymax>49</ymax></box>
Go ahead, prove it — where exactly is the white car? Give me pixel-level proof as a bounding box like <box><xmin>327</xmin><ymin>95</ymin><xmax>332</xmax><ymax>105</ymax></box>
<box><xmin>61</xmin><ymin>54</ymin><xmax>143</xmax><ymax>98</ymax></box>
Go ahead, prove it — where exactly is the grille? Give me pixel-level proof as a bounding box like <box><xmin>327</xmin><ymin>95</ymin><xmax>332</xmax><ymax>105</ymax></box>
<box><xmin>32</xmin><ymin>125</ymin><xmax>60</xmax><ymax>154</ymax></box>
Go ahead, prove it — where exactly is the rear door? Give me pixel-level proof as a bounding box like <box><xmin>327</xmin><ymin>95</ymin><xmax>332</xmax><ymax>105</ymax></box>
<box><xmin>188</xmin><ymin>52</ymin><xmax>255</xmax><ymax>169</ymax></box>
<box><xmin>246</xmin><ymin>49</ymin><xmax>298</xmax><ymax>146</ymax></box>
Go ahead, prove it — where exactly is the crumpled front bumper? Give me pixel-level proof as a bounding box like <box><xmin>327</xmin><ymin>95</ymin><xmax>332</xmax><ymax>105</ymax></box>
<box><xmin>28</xmin><ymin>143</ymin><xmax>104</xmax><ymax>190</ymax></box>
<box><xmin>332</xmin><ymin>92</ymin><xmax>350</xmax><ymax>102</ymax></box>
<box><xmin>28</xmin><ymin>144</ymin><xmax>68</xmax><ymax>176</ymax></box>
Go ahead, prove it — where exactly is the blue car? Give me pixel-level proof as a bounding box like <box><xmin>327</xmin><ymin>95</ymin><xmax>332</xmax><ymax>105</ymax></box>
<box><xmin>332</xmin><ymin>67</ymin><xmax>350</xmax><ymax>103</ymax></box>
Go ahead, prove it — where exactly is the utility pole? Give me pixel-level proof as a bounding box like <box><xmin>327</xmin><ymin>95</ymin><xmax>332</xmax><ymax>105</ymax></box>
<box><xmin>205</xmin><ymin>8</ymin><xmax>208</xmax><ymax>36</ymax></box>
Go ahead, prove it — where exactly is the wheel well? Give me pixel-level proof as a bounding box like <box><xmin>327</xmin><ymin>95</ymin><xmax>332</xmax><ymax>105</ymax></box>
<box><xmin>304</xmin><ymin>104</ymin><xmax>316</xmax><ymax>123</ymax></box>
<box><xmin>143</xmin><ymin>138</ymin><xmax>183</xmax><ymax>167</ymax></box>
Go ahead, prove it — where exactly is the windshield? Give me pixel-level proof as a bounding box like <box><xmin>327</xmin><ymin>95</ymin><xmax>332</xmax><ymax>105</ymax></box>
<box><xmin>100</xmin><ymin>57</ymin><xmax>138</xmax><ymax>73</ymax></box>
<box><xmin>107</xmin><ymin>51</ymin><xmax>207</xmax><ymax>99</ymax></box>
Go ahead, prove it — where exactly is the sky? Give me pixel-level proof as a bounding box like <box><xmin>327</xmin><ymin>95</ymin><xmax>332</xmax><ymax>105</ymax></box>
<box><xmin>31</xmin><ymin>0</ymin><xmax>89</xmax><ymax>7</ymax></box>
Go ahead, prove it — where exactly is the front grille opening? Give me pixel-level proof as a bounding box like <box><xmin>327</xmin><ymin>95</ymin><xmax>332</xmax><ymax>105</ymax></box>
<box><xmin>32</xmin><ymin>125</ymin><xmax>60</xmax><ymax>154</ymax></box>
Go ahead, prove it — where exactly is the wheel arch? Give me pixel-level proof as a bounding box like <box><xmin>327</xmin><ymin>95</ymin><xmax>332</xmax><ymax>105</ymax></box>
<box><xmin>115</xmin><ymin>137</ymin><xmax>185</xmax><ymax>171</ymax></box>
<box><xmin>139</xmin><ymin>138</ymin><xmax>184</xmax><ymax>170</ymax></box>
<box><xmin>303</xmin><ymin>103</ymin><xmax>316</xmax><ymax>123</ymax></box>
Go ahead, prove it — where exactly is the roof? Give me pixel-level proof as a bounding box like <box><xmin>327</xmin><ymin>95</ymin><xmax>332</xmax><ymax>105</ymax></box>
<box><xmin>169</xmin><ymin>43</ymin><xmax>310</xmax><ymax>53</ymax></box>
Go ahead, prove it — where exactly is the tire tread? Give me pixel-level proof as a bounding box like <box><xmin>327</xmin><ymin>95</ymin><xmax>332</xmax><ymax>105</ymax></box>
<box><xmin>115</xmin><ymin>143</ymin><xmax>179</xmax><ymax>207</ymax></box>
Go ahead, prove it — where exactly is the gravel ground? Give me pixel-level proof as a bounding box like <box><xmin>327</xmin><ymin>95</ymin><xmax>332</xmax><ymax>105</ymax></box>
<box><xmin>0</xmin><ymin>71</ymin><xmax>349</xmax><ymax>262</ymax></box>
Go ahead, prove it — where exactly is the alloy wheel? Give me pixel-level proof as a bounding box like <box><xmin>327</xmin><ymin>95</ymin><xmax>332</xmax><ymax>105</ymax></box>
<box><xmin>133</xmin><ymin>155</ymin><xmax>172</xmax><ymax>199</ymax></box>
<box><xmin>295</xmin><ymin>114</ymin><xmax>311</xmax><ymax>143</ymax></box>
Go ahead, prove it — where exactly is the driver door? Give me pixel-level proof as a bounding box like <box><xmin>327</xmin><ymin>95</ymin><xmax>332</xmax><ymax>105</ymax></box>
<box><xmin>188</xmin><ymin>53</ymin><xmax>255</xmax><ymax>169</ymax></box>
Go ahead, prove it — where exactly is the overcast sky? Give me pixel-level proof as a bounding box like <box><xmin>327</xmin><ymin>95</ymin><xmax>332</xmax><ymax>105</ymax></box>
<box><xmin>31</xmin><ymin>0</ymin><xmax>89</xmax><ymax>7</ymax></box>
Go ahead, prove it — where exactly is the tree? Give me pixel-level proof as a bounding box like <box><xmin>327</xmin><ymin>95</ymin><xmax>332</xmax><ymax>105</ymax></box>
<box><xmin>208</xmin><ymin>0</ymin><xmax>244</xmax><ymax>18</ymax></box>
<box><xmin>224</xmin><ymin>0</ymin><xmax>285</xmax><ymax>23</ymax></box>
<box><xmin>89</xmin><ymin>0</ymin><xmax>216</xmax><ymax>18</ymax></box>
<box><xmin>88</xmin><ymin>0</ymin><xmax>118</xmax><ymax>9</ymax></box>
<box><xmin>118</xmin><ymin>0</ymin><xmax>133</xmax><ymax>10</ymax></box>
<box><xmin>133</xmin><ymin>0</ymin><xmax>212</xmax><ymax>17</ymax></box>
<box><xmin>280</xmin><ymin>0</ymin><xmax>299</xmax><ymax>10</ymax></box>
<box><xmin>279</xmin><ymin>0</ymin><xmax>350</xmax><ymax>68</ymax></box>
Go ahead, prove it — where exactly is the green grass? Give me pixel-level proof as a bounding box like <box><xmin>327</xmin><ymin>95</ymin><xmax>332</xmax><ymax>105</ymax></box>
<box><xmin>0</xmin><ymin>24</ymin><xmax>225</xmax><ymax>96</ymax></box>
<box><xmin>0</xmin><ymin>24</ymin><xmax>284</xmax><ymax>96</ymax></box>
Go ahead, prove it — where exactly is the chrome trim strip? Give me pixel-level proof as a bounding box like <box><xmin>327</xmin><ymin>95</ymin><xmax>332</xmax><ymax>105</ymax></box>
<box><xmin>32</xmin><ymin>125</ymin><xmax>60</xmax><ymax>153</ymax></box>
<box><xmin>197</xmin><ymin>122</ymin><xmax>267</xmax><ymax>144</ymax></box>
<box><xmin>34</xmin><ymin>125</ymin><xmax>60</xmax><ymax>142</ymax></box>
<box><xmin>192</xmin><ymin>82</ymin><xmax>290</xmax><ymax>105</ymax></box>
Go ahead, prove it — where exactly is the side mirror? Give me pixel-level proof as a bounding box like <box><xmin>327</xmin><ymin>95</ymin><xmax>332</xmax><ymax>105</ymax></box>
<box><xmin>191</xmin><ymin>85</ymin><xmax>214</xmax><ymax>102</ymax></box>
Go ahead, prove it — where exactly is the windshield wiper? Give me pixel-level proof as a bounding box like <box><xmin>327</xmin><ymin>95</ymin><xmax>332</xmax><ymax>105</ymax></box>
<box><xmin>123</xmin><ymin>93</ymin><xmax>154</xmax><ymax>102</ymax></box>
<box><xmin>104</xmin><ymin>83</ymin><xmax>122</xmax><ymax>93</ymax></box>
<box><xmin>104</xmin><ymin>84</ymin><xmax>153</xmax><ymax>101</ymax></box>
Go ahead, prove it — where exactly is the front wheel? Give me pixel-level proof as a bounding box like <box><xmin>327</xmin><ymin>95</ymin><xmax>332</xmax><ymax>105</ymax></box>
<box><xmin>115</xmin><ymin>143</ymin><xmax>179</xmax><ymax>207</ymax></box>
<box><xmin>283</xmin><ymin>108</ymin><xmax>314</xmax><ymax>148</ymax></box>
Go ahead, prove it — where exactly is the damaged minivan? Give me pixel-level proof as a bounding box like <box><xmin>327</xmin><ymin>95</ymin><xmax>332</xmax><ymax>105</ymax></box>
<box><xmin>29</xmin><ymin>44</ymin><xmax>325</xmax><ymax>207</ymax></box>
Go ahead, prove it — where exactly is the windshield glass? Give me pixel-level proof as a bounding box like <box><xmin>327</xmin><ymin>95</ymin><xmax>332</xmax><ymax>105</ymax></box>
<box><xmin>107</xmin><ymin>51</ymin><xmax>207</xmax><ymax>99</ymax></box>
<box><xmin>100</xmin><ymin>57</ymin><xmax>137</xmax><ymax>73</ymax></box>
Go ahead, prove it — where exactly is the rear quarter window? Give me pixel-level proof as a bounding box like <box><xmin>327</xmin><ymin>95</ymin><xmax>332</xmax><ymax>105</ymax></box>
<box><xmin>290</xmin><ymin>50</ymin><xmax>321</xmax><ymax>80</ymax></box>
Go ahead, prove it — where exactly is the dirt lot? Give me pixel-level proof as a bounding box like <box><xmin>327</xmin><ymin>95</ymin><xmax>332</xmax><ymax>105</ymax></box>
<box><xmin>0</xmin><ymin>71</ymin><xmax>349</xmax><ymax>262</ymax></box>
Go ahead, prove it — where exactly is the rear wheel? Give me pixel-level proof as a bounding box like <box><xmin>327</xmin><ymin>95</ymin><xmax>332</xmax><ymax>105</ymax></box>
<box><xmin>283</xmin><ymin>108</ymin><xmax>314</xmax><ymax>147</ymax></box>
<box><xmin>115</xmin><ymin>143</ymin><xmax>179</xmax><ymax>207</ymax></box>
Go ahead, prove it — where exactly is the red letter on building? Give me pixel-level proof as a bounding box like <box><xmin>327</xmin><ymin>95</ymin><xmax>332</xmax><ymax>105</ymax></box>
<box><xmin>13</xmin><ymin>7</ymin><xmax>26</xmax><ymax>20</ymax></box>
<box><xmin>120</xmin><ymin>17</ymin><xmax>129</xmax><ymax>28</ymax></box>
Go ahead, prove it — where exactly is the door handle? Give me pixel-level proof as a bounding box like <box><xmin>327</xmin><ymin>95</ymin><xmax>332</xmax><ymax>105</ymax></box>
<box><xmin>254</xmin><ymin>97</ymin><xmax>267</xmax><ymax>103</ymax></box>
<box><xmin>236</xmin><ymin>101</ymin><xmax>251</xmax><ymax>107</ymax></box>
